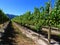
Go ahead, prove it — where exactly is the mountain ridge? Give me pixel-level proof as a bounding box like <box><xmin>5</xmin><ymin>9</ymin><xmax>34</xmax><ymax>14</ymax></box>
<box><xmin>6</xmin><ymin>14</ymin><xmax>17</xmax><ymax>19</ymax></box>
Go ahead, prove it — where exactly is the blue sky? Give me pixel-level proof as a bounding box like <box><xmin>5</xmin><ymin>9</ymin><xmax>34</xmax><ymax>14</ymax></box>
<box><xmin>0</xmin><ymin>0</ymin><xmax>55</xmax><ymax>15</ymax></box>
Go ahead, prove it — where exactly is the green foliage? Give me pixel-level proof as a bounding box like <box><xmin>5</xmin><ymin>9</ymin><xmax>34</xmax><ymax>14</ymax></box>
<box><xmin>12</xmin><ymin>0</ymin><xmax>60</xmax><ymax>31</ymax></box>
<box><xmin>0</xmin><ymin>9</ymin><xmax>9</xmax><ymax>24</ymax></box>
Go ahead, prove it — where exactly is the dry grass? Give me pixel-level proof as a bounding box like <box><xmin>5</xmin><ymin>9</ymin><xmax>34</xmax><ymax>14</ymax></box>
<box><xmin>0</xmin><ymin>24</ymin><xmax>3</xmax><ymax>28</ymax></box>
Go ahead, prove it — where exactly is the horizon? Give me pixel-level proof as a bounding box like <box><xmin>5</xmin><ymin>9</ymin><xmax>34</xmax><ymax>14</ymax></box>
<box><xmin>0</xmin><ymin>0</ymin><xmax>55</xmax><ymax>15</ymax></box>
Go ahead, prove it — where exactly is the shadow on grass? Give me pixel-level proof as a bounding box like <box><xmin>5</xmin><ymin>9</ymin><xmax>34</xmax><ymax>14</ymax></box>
<box><xmin>0</xmin><ymin>21</ymin><xmax>17</xmax><ymax>45</ymax></box>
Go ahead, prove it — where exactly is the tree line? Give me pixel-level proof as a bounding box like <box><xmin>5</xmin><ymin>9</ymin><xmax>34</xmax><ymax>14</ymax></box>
<box><xmin>0</xmin><ymin>9</ymin><xmax>9</xmax><ymax>24</ymax></box>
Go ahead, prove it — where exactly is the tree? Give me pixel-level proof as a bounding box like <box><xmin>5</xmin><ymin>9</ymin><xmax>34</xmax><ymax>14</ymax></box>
<box><xmin>0</xmin><ymin>9</ymin><xmax>9</xmax><ymax>24</ymax></box>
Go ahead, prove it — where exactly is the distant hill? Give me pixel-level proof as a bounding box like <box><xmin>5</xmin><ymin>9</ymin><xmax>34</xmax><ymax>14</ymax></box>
<box><xmin>6</xmin><ymin>14</ymin><xmax>17</xmax><ymax>19</ymax></box>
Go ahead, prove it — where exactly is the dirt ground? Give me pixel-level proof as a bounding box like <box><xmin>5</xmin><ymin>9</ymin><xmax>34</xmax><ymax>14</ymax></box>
<box><xmin>13</xmin><ymin>22</ymin><xmax>36</xmax><ymax>45</ymax></box>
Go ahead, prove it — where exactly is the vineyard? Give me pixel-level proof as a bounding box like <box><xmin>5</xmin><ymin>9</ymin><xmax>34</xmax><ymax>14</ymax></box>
<box><xmin>0</xmin><ymin>0</ymin><xmax>60</xmax><ymax>45</ymax></box>
<box><xmin>12</xmin><ymin>0</ymin><xmax>60</xmax><ymax>33</ymax></box>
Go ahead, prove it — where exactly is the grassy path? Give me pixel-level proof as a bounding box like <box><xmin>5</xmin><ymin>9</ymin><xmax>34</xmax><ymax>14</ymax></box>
<box><xmin>0</xmin><ymin>21</ymin><xmax>36</xmax><ymax>45</ymax></box>
<box><xmin>13</xmin><ymin>22</ymin><xmax>48</xmax><ymax>45</ymax></box>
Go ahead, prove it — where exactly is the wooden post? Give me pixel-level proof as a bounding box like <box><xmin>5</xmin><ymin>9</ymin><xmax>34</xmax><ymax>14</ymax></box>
<box><xmin>48</xmin><ymin>0</ymin><xmax>51</xmax><ymax>45</ymax></box>
<box><xmin>48</xmin><ymin>26</ymin><xmax>51</xmax><ymax>45</ymax></box>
